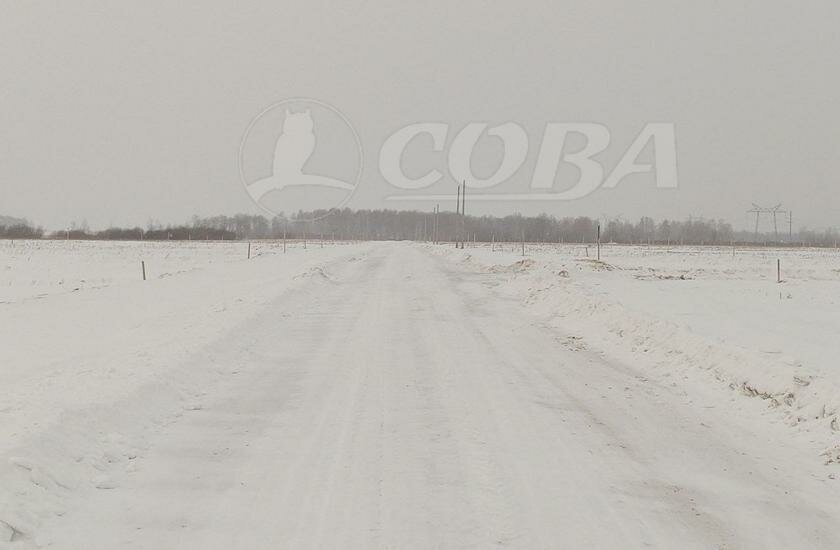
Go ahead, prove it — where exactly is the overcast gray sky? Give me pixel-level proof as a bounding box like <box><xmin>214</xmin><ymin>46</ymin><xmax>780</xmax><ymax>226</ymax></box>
<box><xmin>1</xmin><ymin>1</ymin><xmax>837</xmax><ymax>231</ymax></box>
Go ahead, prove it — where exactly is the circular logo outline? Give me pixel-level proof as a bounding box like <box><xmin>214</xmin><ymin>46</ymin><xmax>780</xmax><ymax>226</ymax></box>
<box><xmin>238</xmin><ymin>97</ymin><xmax>364</xmax><ymax>223</ymax></box>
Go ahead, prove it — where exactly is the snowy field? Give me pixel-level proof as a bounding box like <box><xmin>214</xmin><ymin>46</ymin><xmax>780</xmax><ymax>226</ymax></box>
<box><xmin>0</xmin><ymin>239</ymin><xmax>322</xmax><ymax>304</ymax></box>
<box><xmin>0</xmin><ymin>239</ymin><xmax>371</xmax><ymax>546</ymax></box>
<box><xmin>1</xmin><ymin>240</ymin><xmax>839</xmax><ymax>548</ymax></box>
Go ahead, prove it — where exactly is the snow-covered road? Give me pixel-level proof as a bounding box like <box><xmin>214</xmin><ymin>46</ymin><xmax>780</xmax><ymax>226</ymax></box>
<box><xmin>5</xmin><ymin>243</ymin><xmax>840</xmax><ymax>549</ymax></box>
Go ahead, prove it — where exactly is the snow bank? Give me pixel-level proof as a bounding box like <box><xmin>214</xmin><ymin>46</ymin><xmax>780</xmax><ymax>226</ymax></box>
<box><xmin>431</xmin><ymin>243</ymin><xmax>840</xmax><ymax>461</ymax></box>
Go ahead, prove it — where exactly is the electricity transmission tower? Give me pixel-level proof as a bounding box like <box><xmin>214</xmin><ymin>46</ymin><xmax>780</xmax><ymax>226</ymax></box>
<box><xmin>747</xmin><ymin>203</ymin><xmax>787</xmax><ymax>241</ymax></box>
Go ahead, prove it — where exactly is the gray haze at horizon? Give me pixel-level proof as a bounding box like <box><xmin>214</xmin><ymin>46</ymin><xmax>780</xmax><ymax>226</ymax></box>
<box><xmin>1</xmin><ymin>1</ymin><xmax>837</xmax><ymax>231</ymax></box>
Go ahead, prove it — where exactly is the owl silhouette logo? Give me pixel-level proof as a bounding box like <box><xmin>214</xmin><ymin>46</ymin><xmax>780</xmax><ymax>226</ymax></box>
<box><xmin>272</xmin><ymin>109</ymin><xmax>316</xmax><ymax>179</ymax></box>
<box><xmin>238</xmin><ymin>98</ymin><xmax>363</xmax><ymax>220</ymax></box>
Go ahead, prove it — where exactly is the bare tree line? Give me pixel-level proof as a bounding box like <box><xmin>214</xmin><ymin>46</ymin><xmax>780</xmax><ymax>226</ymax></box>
<box><xmin>0</xmin><ymin>215</ymin><xmax>43</xmax><ymax>239</ymax></box>
<box><xmin>2</xmin><ymin>209</ymin><xmax>839</xmax><ymax>247</ymax></box>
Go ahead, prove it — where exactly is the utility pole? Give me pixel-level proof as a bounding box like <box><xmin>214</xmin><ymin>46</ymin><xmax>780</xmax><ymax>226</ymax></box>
<box><xmin>597</xmin><ymin>223</ymin><xmax>601</xmax><ymax>261</ymax></box>
<box><xmin>789</xmin><ymin>211</ymin><xmax>793</xmax><ymax>240</ymax></box>
<box><xmin>433</xmin><ymin>204</ymin><xmax>439</xmax><ymax>244</ymax></box>
<box><xmin>460</xmin><ymin>181</ymin><xmax>466</xmax><ymax>249</ymax></box>
<box><xmin>455</xmin><ymin>184</ymin><xmax>461</xmax><ymax>248</ymax></box>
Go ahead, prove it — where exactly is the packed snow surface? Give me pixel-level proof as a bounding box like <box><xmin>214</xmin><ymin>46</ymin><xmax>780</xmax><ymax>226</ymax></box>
<box><xmin>1</xmin><ymin>239</ymin><xmax>838</xmax><ymax>549</ymax></box>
